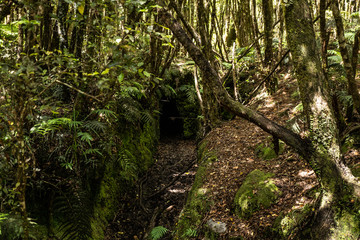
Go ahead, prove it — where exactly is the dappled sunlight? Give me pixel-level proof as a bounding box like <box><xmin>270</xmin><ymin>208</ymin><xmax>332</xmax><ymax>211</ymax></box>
<box><xmin>298</xmin><ymin>169</ymin><xmax>315</xmax><ymax>178</ymax></box>
<box><xmin>300</xmin><ymin>44</ymin><xmax>308</xmax><ymax>59</ymax></box>
<box><xmin>307</xmin><ymin>61</ymin><xmax>317</xmax><ymax>74</ymax></box>
<box><xmin>311</xmin><ymin>90</ymin><xmax>329</xmax><ymax>113</ymax></box>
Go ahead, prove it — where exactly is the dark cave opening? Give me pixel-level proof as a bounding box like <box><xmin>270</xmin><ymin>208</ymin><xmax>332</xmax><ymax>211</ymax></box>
<box><xmin>160</xmin><ymin>99</ymin><xmax>184</xmax><ymax>138</ymax></box>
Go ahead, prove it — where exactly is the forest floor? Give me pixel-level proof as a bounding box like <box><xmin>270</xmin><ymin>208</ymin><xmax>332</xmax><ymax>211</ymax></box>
<box><xmin>196</xmin><ymin>74</ymin><xmax>360</xmax><ymax>239</ymax></box>
<box><xmin>105</xmin><ymin>72</ymin><xmax>360</xmax><ymax>239</ymax></box>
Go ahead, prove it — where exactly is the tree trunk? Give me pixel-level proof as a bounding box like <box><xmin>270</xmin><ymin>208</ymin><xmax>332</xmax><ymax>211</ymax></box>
<box><xmin>262</xmin><ymin>0</ymin><xmax>273</xmax><ymax>67</ymax></box>
<box><xmin>331</xmin><ymin>0</ymin><xmax>360</xmax><ymax>115</ymax></box>
<box><xmin>285</xmin><ymin>0</ymin><xmax>360</xmax><ymax>238</ymax></box>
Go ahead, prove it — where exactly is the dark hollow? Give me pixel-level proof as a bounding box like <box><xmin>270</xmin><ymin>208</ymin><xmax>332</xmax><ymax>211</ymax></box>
<box><xmin>160</xmin><ymin>99</ymin><xmax>183</xmax><ymax>138</ymax></box>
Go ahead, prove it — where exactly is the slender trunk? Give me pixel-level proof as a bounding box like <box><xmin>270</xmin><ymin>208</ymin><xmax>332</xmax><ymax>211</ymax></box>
<box><xmin>252</xmin><ymin>0</ymin><xmax>263</xmax><ymax>61</ymax></box>
<box><xmin>232</xmin><ymin>42</ymin><xmax>239</xmax><ymax>101</ymax></box>
<box><xmin>262</xmin><ymin>0</ymin><xmax>274</xmax><ymax>67</ymax></box>
<box><xmin>320</xmin><ymin>0</ymin><xmax>329</xmax><ymax>71</ymax></box>
<box><xmin>331</xmin><ymin>1</ymin><xmax>360</xmax><ymax>115</ymax></box>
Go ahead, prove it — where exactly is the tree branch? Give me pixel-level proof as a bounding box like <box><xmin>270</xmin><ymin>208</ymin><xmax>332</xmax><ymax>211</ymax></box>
<box><xmin>55</xmin><ymin>80</ymin><xmax>100</xmax><ymax>102</ymax></box>
<box><xmin>158</xmin><ymin>8</ymin><xmax>310</xmax><ymax>158</ymax></box>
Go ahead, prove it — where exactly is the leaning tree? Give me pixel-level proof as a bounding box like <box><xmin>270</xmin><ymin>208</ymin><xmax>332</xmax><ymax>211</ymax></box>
<box><xmin>158</xmin><ymin>0</ymin><xmax>360</xmax><ymax>238</ymax></box>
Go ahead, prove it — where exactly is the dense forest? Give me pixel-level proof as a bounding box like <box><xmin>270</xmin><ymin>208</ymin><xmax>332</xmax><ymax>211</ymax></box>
<box><xmin>1</xmin><ymin>0</ymin><xmax>360</xmax><ymax>239</ymax></box>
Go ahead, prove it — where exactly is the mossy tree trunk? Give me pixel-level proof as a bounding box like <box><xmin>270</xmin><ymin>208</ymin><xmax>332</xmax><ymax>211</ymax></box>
<box><xmin>197</xmin><ymin>0</ymin><xmax>220</xmax><ymax>131</ymax></box>
<box><xmin>286</xmin><ymin>0</ymin><xmax>360</xmax><ymax>238</ymax></box>
<box><xmin>160</xmin><ymin>1</ymin><xmax>360</xmax><ymax>237</ymax></box>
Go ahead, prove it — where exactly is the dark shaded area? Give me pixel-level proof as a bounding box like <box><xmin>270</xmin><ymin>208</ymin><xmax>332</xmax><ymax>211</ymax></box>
<box><xmin>160</xmin><ymin>99</ymin><xmax>184</xmax><ymax>138</ymax></box>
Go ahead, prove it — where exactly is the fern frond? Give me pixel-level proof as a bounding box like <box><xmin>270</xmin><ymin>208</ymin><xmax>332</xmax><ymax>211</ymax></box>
<box><xmin>150</xmin><ymin>226</ymin><xmax>168</xmax><ymax>240</ymax></box>
<box><xmin>141</xmin><ymin>111</ymin><xmax>154</xmax><ymax>124</ymax></box>
<box><xmin>183</xmin><ymin>228</ymin><xmax>197</xmax><ymax>237</ymax></box>
<box><xmin>77</xmin><ymin>132</ymin><xmax>93</xmax><ymax>145</ymax></box>
<box><xmin>84</xmin><ymin>120</ymin><xmax>106</xmax><ymax>134</ymax></box>
<box><xmin>92</xmin><ymin>109</ymin><xmax>117</xmax><ymax>120</ymax></box>
<box><xmin>117</xmin><ymin>149</ymin><xmax>138</xmax><ymax>182</ymax></box>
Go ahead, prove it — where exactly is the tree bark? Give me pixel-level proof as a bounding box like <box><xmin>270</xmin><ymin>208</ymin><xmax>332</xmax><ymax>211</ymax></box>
<box><xmin>262</xmin><ymin>0</ymin><xmax>274</xmax><ymax>67</ymax></box>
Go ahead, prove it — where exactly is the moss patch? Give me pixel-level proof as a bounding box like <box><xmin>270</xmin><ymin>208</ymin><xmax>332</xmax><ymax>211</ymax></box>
<box><xmin>332</xmin><ymin>210</ymin><xmax>360</xmax><ymax>240</ymax></box>
<box><xmin>272</xmin><ymin>205</ymin><xmax>313</xmax><ymax>238</ymax></box>
<box><xmin>234</xmin><ymin>169</ymin><xmax>281</xmax><ymax>219</ymax></box>
<box><xmin>91</xmin><ymin>121</ymin><xmax>158</xmax><ymax>240</ymax></box>
<box><xmin>174</xmin><ymin>141</ymin><xmax>216</xmax><ymax>239</ymax></box>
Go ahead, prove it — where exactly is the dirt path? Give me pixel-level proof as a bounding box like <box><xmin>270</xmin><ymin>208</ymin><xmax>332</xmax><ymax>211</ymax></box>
<box><xmin>105</xmin><ymin>137</ymin><xmax>197</xmax><ymax>239</ymax></box>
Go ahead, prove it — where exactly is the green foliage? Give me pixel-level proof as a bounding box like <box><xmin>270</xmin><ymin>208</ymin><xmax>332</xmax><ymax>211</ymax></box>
<box><xmin>150</xmin><ymin>226</ymin><xmax>169</xmax><ymax>240</ymax></box>
<box><xmin>255</xmin><ymin>138</ymin><xmax>285</xmax><ymax>160</ymax></box>
<box><xmin>182</xmin><ymin>228</ymin><xmax>197</xmax><ymax>237</ymax></box>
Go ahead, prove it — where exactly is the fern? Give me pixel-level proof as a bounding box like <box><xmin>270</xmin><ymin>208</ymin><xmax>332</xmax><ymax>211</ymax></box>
<box><xmin>150</xmin><ymin>226</ymin><xmax>168</xmax><ymax>240</ymax></box>
<box><xmin>91</xmin><ymin>109</ymin><xmax>117</xmax><ymax>120</ymax></box>
<box><xmin>77</xmin><ymin>132</ymin><xmax>93</xmax><ymax>145</ymax></box>
<box><xmin>183</xmin><ymin>228</ymin><xmax>197</xmax><ymax>237</ymax></box>
<box><xmin>83</xmin><ymin>120</ymin><xmax>106</xmax><ymax>134</ymax></box>
<box><xmin>141</xmin><ymin>110</ymin><xmax>154</xmax><ymax>124</ymax></box>
<box><xmin>337</xmin><ymin>90</ymin><xmax>353</xmax><ymax>106</ymax></box>
<box><xmin>117</xmin><ymin>149</ymin><xmax>138</xmax><ymax>182</ymax></box>
<box><xmin>55</xmin><ymin>190</ymin><xmax>93</xmax><ymax>240</ymax></box>
<box><xmin>178</xmin><ymin>84</ymin><xmax>197</xmax><ymax>104</ymax></box>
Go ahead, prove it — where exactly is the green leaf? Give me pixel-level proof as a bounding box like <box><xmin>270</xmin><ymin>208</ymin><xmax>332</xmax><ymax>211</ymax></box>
<box><xmin>118</xmin><ymin>73</ymin><xmax>124</xmax><ymax>83</ymax></box>
<box><xmin>143</xmin><ymin>71</ymin><xmax>151</xmax><ymax>78</ymax></box>
<box><xmin>78</xmin><ymin>5</ymin><xmax>85</xmax><ymax>15</ymax></box>
<box><xmin>77</xmin><ymin>132</ymin><xmax>93</xmax><ymax>145</ymax></box>
<box><xmin>101</xmin><ymin>68</ymin><xmax>110</xmax><ymax>75</ymax></box>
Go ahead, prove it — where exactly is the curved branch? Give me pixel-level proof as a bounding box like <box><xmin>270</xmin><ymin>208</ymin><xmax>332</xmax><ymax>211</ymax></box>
<box><xmin>158</xmin><ymin>9</ymin><xmax>310</xmax><ymax>158</ymax></box>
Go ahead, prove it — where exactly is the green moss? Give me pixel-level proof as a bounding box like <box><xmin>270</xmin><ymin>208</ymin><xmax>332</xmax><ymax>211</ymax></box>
<box><xmin>272</xmin><ymin>205</ymin><xmax>312</xmax><ymax>238</ymax></box>
<box><xmin>332</xmin><ymin>210</ymin><xmax>360</xmax><ymax>240</ymax></box>
<box><xmin>174</xmin><ymin>143</ymin><xmax>216</xmax><ymax>239</ymax></box>
<box><xmin>254</xmin><ymin>139</ymin><xmax>285</xmax><ymax>160</ymax></box>
<box><xmin>90</xmin><ymin>121</ymin><xmax>159</xmax><ymax>239</ymax></box>
<box><xmin>234</xmin><ymin>170</ymin><xmax>281</xmax><ymax>219</ymax></box>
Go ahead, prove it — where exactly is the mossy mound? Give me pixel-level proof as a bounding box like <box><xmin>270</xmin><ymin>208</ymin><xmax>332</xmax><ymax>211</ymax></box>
<box><xmin>234</xmin><ymin>169</ymin><xmax>281</xmax><ymax>219</ymax></box>
<box><xmin>272</xmin><ymin>205</ymin><xmax>312</xmax><ymax>238</ymax></box>
<box><xmin>331</xmin><ymin>210</ymin><xmax>360</xmax><ymax>240</ymax></box>
<box><xmin>174</xmin><ymin>141</ymin><xmax>216</xmax><ymax>239</ymax></box>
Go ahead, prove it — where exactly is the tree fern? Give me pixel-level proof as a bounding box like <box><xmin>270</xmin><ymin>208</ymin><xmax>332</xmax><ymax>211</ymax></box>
<box><xmin>150</xmin><ymin>226</ymin><xmax>168</xmax><ymax>240</ymax></box>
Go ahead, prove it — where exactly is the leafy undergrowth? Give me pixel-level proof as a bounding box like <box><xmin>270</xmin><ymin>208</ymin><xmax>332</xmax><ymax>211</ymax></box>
<box><xmin>193</xmin><ymin>74</ymin><xmax>323</xmax><ymax>239</ymax></box>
